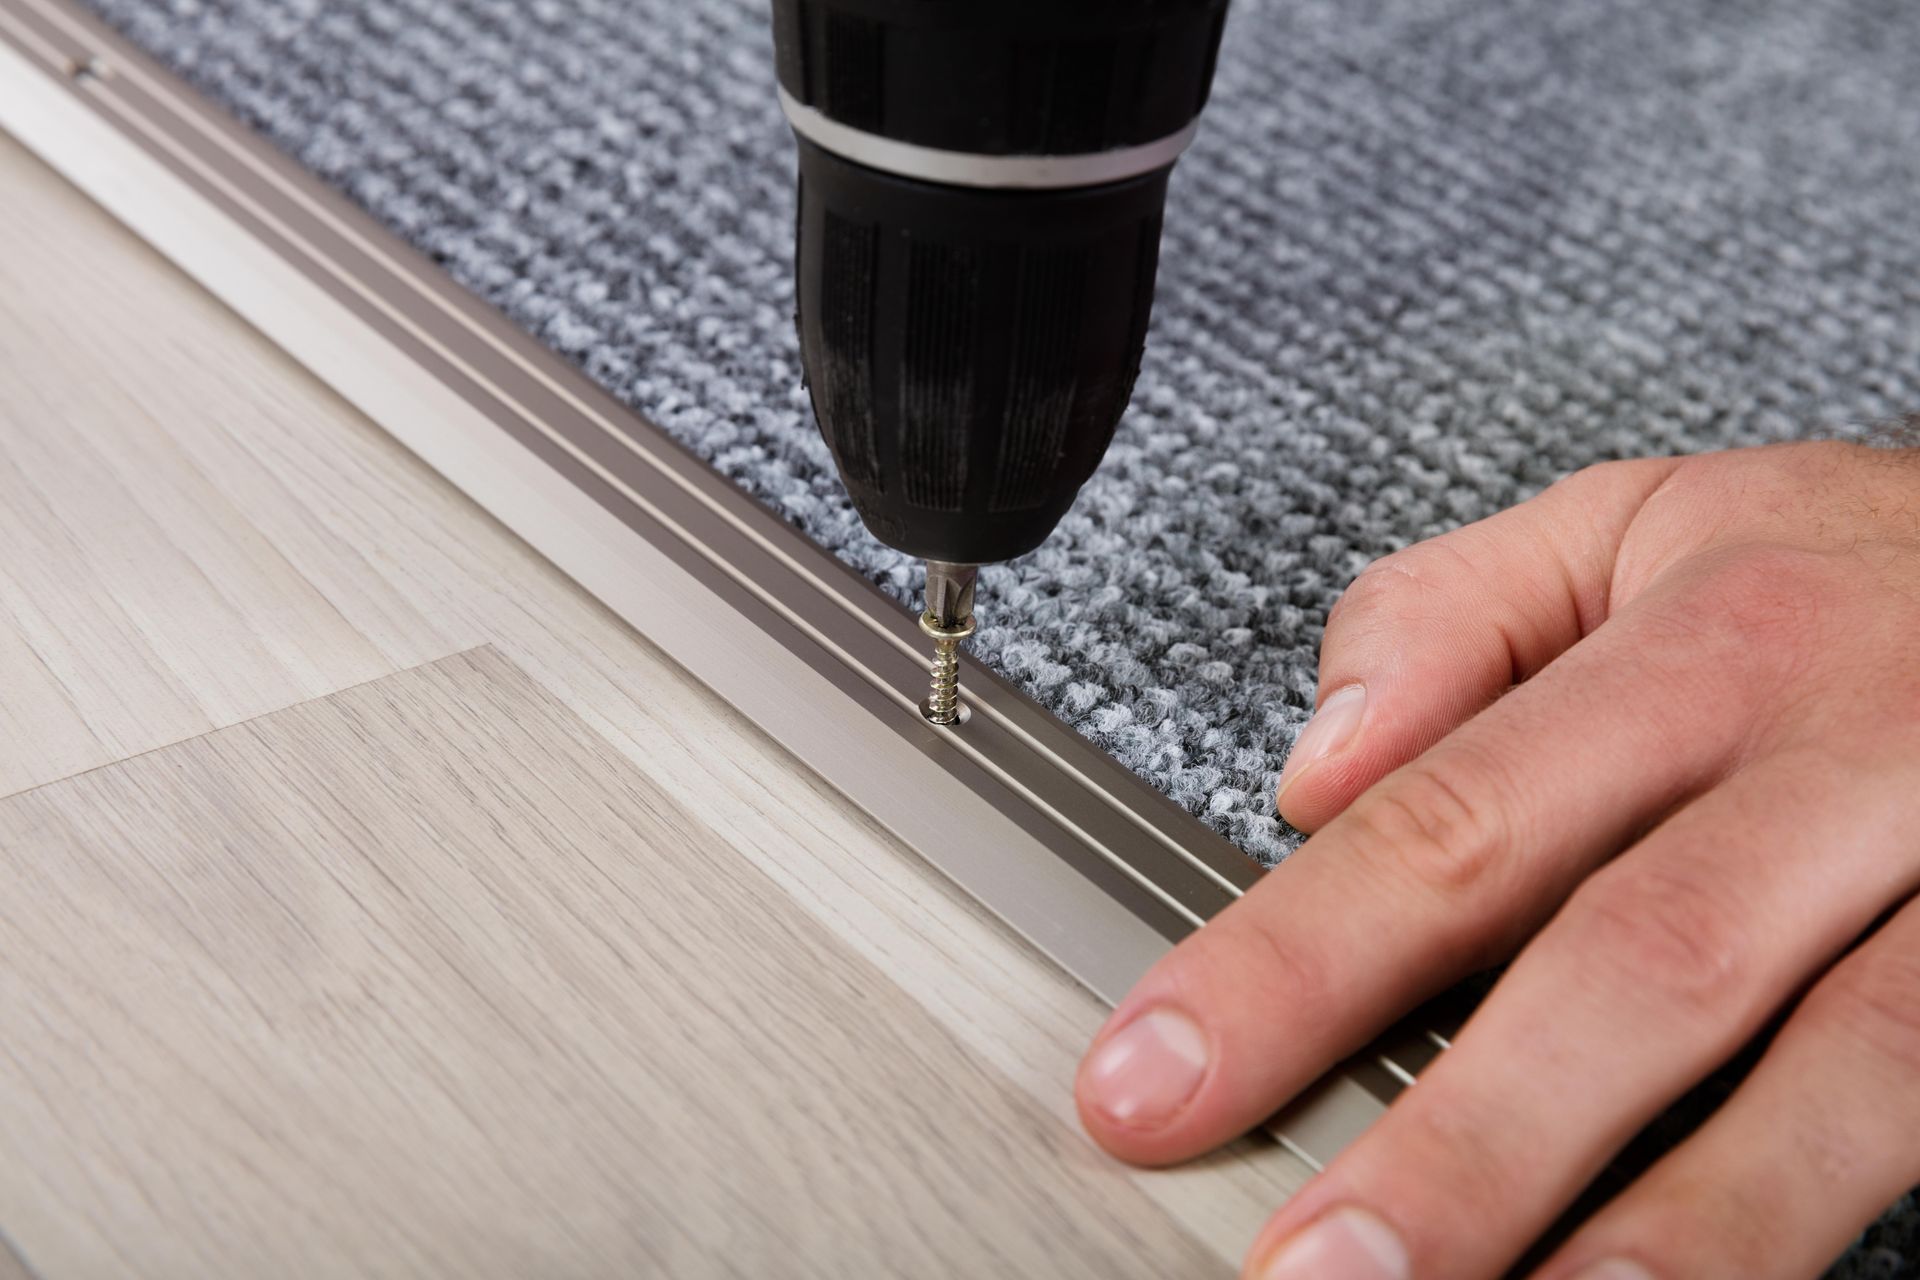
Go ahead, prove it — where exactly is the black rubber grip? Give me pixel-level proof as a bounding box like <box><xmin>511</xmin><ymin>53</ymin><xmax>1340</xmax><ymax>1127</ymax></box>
<box><xmin>794</xmin><ymin>137</ymin><xmax>1169</xmax><ymax>564</ymax></box>
<box><xmin>771</xmin><ymin>0</ymin><xmax>1228</xmax><ymax>157</ymax></box>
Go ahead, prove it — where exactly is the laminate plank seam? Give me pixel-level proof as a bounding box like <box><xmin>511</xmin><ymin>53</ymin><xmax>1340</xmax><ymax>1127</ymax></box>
<box><xmin>0</xmin><ymin>644</ymin><xmax>482</xmax><ymax>803</ymax></box>
<box><xmin>0</xmin><ymin>644</ymin><xmax>1230</xmax><ymax>1276</ymax></box>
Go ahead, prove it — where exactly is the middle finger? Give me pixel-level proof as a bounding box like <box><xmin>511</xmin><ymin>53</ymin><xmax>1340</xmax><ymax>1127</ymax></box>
<box><xmin>1079</xmin><ymin>565</ymin><xmax>1779</xmax><ymax>1166</ymax></box>
<box><xmin>1242</xmin><ymin>745</ymin><xmax>1920</xmax><ymax>1279</ymax></box>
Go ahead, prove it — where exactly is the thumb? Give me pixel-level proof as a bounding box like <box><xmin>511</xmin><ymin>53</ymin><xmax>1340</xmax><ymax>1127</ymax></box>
<box><xmin>1275</xmin><ymin>457</ymin><xmax>1681</xmax><ymax>832</ymax></box>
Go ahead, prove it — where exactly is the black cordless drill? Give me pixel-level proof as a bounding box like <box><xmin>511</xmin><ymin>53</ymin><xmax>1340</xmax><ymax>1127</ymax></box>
<box><xmin>770</xmin><ymin>0</ymin><xmax>1229</xmax><ymax>720</ymax></box>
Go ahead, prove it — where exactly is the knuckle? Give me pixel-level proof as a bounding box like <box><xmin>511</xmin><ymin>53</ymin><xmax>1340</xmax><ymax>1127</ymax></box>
<box><xmin>1545</xmin><ymin>456</ymin><xmax>1661</xmax><ymax>504</ymax></box>
<box><xmin>1802</xmin><ymin>945</ymin><xmax>1920</xmax><ymax>1078</ymax></box>
<box><xmin>1640</xmin><ymin>543</ymin><xmax>1840</xmax><ymax>687</ymax></box>
<box><xmin>1697</xmin><ymin>544</ymin><xmax>1838</xmax><ymax>642</ymax></box>
<box><xmin>1328</xmin><ymin>555</ymin><xmax>1416</xmax><ymax>633</ymax></box>
<box><xmin>1333</xmin><ymin>541</ymin><xmax>1472</xmax><ymax>625</ymax></box>
<box><xmin>1345</xmin><ymin>754</ymin><xmax>1513</xmax><ymax>903</ymax></box>
<box><xmin>1559</xmin><ymin>863</ymin><xmax>1754</xmax><ymax>1021</ymax></box>
<box><xmin>1386</xmin><ymin>1091</ymin><xmax>1522</xmax><ymax>1211</ymax></box>
<box><xmin>1210</xmin><ymin>898</ymin><xmax>1336</xmax><ymax>1022</ymax></box>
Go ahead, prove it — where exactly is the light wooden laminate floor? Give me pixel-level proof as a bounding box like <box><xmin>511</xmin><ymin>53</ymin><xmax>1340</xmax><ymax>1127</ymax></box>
<box><xmin>0</xmin><ymin>130</ymin><xmax>1308</xmax><ymax>1278</ymax></box>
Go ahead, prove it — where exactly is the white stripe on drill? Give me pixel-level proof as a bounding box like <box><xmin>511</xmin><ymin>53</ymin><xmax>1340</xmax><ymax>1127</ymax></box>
<box><xmin>777</xmin><ymin>86</ymin><xmax>1199</xmax><ymax>190</ymax></box>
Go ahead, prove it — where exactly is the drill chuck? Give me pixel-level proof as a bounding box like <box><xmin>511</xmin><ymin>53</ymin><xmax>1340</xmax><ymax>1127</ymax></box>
<box><xmin>773</xmin><ymin>0</ymin><xmax>1228</xmax><ymax>567</ymax></box>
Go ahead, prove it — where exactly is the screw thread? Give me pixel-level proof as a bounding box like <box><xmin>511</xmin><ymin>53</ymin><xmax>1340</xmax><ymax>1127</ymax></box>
<box><xmin>918</xmin><ymin>606</ymin><xmax>974</xmax><ymax>726</ymax></box>
<box><xmin>926</xmin><ymin>639</ymin><xmax>962</xmax><ymax>724</ymax></box>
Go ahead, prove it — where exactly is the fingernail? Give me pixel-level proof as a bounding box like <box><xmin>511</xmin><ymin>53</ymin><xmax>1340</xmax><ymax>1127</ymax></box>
<box><xmin>1276</xmin><ymin>684</ymin><xmax>1367</xmax><ymax>801</ymax></box>
<box><xmin>1573</xmin><ymin>1260</ymin><xmax>1655</xmax><ymax>1280</ymax></box>
<box><xmin>1256</xmin><ymin>1207</ymin><xmax>1409</xmax><ymax>1280</ymax></box>
<box><xmin>1082</xmin><ymin>1006</ymin><xmax>1209</xmax><ymax>1128</ymax></box>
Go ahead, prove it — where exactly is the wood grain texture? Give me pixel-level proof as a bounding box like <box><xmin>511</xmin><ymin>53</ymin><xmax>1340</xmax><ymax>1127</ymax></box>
<box><xmin>0</xmin><ymin>260</ymin><xmax>424</xmax><ymax>798</ymax></box>
<box><xmin>0</xmin><ymin>647</ymin><xmax>1225</xmax><ymax>1278</ymax></box>
<box><xmin>0</xmin><ymin>238</ymin><xmax>468</xmax><ymax>795</ymax></box>
<box><xmin>0</xmin><ymin>127</ymin><xmax>1308</xmax><ymax>1275</ymax></box>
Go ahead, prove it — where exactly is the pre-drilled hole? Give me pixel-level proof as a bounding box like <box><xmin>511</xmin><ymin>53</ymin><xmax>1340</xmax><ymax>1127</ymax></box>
<box><xmin>918</xmin><ymin>697</ymin><xmax>971</xmax><ymax>726</ymax></box>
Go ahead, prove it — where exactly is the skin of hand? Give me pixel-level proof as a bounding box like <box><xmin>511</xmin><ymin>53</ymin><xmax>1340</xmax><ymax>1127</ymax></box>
<box><xmin>1073</xmin><ymin>440</ymin><xmax>1920</xmax><ymax>1280</ymax></box>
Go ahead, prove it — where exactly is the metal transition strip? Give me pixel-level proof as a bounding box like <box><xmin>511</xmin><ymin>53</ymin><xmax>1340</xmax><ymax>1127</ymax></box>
<box><xmin>0</xmin><ymin>0</ymin><xmax>1465</xmax><ymax>1170</ymax></box>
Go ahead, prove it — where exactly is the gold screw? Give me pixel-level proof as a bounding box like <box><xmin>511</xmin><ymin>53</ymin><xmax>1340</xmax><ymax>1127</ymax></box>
<box><xmin>919</xmin><ymin>610</ymin><xmax>975</xmax><ymax>725</ymax></box>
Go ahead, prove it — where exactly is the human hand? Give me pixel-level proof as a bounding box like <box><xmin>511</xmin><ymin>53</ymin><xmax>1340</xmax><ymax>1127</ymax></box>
<box><xmin>1074</xmin><ymin>441</ymin><xmax>1920</xmax><ymax>1278</ymax></box>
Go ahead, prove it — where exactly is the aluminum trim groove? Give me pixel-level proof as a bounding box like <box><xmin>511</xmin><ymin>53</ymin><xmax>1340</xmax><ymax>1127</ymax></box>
<box><xmin>0</xmin><ymin>0</ymin><xmax>1439</xmax><ymax>1172</ymax></box>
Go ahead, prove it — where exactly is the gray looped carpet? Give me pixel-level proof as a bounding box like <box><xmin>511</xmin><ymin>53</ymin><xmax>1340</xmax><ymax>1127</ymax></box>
<box><xmin>72</xmin><ymin>0</ymin><xmax>1920</xmax><ymax>1272</ymax></box>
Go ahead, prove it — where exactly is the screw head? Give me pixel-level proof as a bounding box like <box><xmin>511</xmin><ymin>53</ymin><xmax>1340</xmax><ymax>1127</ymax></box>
<box><xmin>917</xmin><ymin>610</ymin><xmax>975</xmax><ymax>640</ymax></box>
<box><xmin>918</xmin><ymin>610</ymin><xmax>975</xmax><ymax>642</ymax></box>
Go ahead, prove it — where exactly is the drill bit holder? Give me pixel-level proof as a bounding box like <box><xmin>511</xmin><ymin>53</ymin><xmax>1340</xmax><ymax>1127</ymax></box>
<box><xmin>773</xmin><ymin>0</ymin><xmax>1229</xmax><ymax>567</ymax></box>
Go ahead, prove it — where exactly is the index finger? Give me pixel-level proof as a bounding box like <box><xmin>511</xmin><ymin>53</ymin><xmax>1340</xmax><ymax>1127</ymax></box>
<box><xmin>1074</xmin><ymin>560</ymin><xmax>1789</xmax><ymax>1166</ymax></box>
